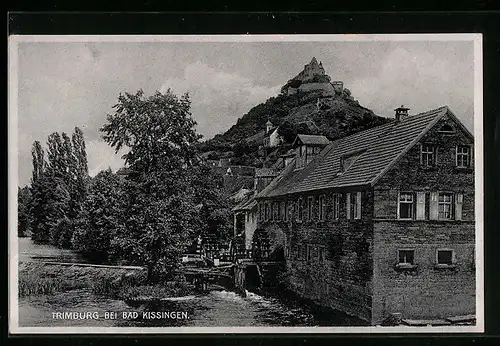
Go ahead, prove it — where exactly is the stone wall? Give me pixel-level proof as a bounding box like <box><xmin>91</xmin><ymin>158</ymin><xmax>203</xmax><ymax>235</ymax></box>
<box><xmin>371</xmin><ymin>114</ymin><xmax>475</xmax><ymax>324</ymax></box>
<box><xmin>257</xmin><ymin>188</ymin><xmax>375</xmax><ymax>322</ymax></box>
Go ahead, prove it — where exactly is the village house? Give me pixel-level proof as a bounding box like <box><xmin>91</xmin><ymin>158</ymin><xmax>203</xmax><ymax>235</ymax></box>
<box><xmin>232</xmin><ymin>167</ymin><xmax>279</xmax><ymax>254</ymax></box>
<box><xmin>263</xmin><ymin>120</ymin><xmax>284</xmax><ymax>148</ymax></box>
<box><xmin>250</xmin><ymin>105</ymin><xmax>475</xmax><ymax>325</ymax></box>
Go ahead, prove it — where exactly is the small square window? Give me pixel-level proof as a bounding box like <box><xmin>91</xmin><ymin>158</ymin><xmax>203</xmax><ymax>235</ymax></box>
<box><xmin>398</xmin><ymin>250</ymin><xmax>415</xmax><ymax>265</ymax></box>
<box><xmin>437</xmin><ymin>250</ymin><xmax>454</xmax><ymax>265</ymax></box>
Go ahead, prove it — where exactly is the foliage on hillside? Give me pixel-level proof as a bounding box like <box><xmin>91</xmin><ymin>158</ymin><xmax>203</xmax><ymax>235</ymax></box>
<box><xmin>199</xmin><ymin>88</ymin><xmax>391</xmax><ymax>167</ymax></box>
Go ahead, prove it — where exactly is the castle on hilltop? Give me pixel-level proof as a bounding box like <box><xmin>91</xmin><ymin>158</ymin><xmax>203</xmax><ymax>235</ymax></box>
<box><xmin>281</xmin><ymin>57</ymin><xmax>344</xmax><ymax>96</ymax></box>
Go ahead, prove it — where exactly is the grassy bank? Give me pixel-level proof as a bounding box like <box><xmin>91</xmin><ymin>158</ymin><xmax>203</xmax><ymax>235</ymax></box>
<box><xmin>19</xmin><ymin>262</ymin><xmax>194</xmax><ymax>300</ymax></box>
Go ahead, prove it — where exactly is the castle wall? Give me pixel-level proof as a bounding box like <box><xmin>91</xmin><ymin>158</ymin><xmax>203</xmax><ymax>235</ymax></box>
<box><xmin>298</xmin><ymin>82</ymin><xmax>335</xmax><ymax>95</ymax></box>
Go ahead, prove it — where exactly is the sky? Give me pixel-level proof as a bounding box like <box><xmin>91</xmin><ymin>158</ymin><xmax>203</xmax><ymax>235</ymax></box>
<box><xmin>14</xmin><ymin>38</ymin><xmax>476</xmax><ymax>187</ymax></box>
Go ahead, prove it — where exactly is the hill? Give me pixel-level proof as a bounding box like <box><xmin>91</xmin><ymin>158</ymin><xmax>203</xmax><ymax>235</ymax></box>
<box><xmin>198</xmin><ymin>57</ymin><xmax>391</xmax><ymax>168</ymax></box>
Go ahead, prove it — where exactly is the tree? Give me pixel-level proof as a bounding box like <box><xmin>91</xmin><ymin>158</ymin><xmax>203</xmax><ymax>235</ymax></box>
<box><xmin>30</xmin><ymin>174</ymin><xmax>70</xmax><ymax>244</ymax></box>
<box><xmin>71</xmin><ymin>127</ymin><xmax>89</xmax><ymax>219</ymax></box>
<box><xmin>18</xmin><ymin>186</ymin><xmax>31</xmax><ymax>237</ymax></box>
<box><xmin>100</xmin><ymin>89</ymin><xmax>204</xmax><ymax>281</ymax></box>
<box><xmin>72</xmin><ymin>169</ymin><xmax>125</xmax><ymax>261</ymax></box>
<box><xmin>46</xmin><ymin>132</ymin><xmax>65</xmax><ymax>180</ymax></box>
<box><xmin>101</xmin><ymin>89</ymin><xmax>201</xmax><ymax>175</ymax></box>
<box><xmin>30</xmin><ymin>141</ymin><xmax>44</xmax><ymax>185</ymax></box>
<box><xmin>190</xmin><ymin>165</ymin><xmax>232</xmax><ymax>243</ymax></box>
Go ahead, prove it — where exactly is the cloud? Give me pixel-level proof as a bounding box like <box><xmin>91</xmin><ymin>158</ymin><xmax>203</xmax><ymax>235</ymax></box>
<box><xmin>348</xmin><ymin>47</ymin><xmax>474</xmax><ymax>130</ymax></box>
<box><xmin>160</xmin><ymin>61</ymin><xmax>281</xmax><ymax>139</ymax></box>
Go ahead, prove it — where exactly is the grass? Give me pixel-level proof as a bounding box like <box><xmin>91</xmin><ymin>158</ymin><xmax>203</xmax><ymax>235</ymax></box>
<box><xmin>18</xmin><ymin>262</ymin><xmax>194</xmax><ymax>301</ymax></box>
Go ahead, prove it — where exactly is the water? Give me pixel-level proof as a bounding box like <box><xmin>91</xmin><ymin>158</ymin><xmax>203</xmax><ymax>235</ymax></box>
<box><xmin>18</xmin><ymin>238</ymin><xmax>360</xmax><ymax>327</ymax></box>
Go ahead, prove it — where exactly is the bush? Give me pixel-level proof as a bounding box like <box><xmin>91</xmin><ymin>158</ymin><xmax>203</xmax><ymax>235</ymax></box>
<box><xmin>18</xmin><ymin>262</ymin><xmax>87</xmax><ymax>297</ymax></box>
<box><xmin>50</xmin><ymin>217</ymin><xmax>75</xmax><ymax>249</ymax></box>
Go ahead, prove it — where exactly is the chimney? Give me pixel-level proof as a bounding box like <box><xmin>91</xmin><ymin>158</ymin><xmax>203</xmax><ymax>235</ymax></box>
<box><xmin>394</xmin><ymin>105</ymin><xmax>410</xmax><ymax>122</ymax></box>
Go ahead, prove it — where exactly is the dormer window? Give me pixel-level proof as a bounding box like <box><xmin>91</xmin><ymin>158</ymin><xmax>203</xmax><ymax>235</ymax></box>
<box><xmin>340</xmin><ymin>150</ymin><xmax>365</xmax><ymax>174</ymax></box>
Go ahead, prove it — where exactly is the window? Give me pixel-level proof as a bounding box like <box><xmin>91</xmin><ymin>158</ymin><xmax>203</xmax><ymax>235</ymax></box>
<box><xmin>438</xmin><ymin>193</ymin><xmax>453</xmax><ymax>220</ymax></box>
<box><xmin>398</xmin><ymin>250</ymin><xmax>415</xmax><ymax>265</ymax></box>
<box><xmin>307</xmin><ymin>196</ymin><xmax>313</xmax><ymax>221</ymax></box>
<box><xmin>396</xmin><ymin>249</ymin><xmax>417</xmax><ymax>270</ymax></box>
<box><xmin>306</xmin><ymin>245</ymin><xmax>314</xmax><ymax>261</ymax></box>
<box><xmin>318</xmin><ymin>246</ymin><xmax>325</xmax><ymax>263</ymax></box>
<box><xmin>284</xmin><ymin>201</ymin><xmax>288</xmax><ymax>221</ymax></box>
<box><xmin>319</xmin><ymin>195</ymin><xmax>326</xmax><ymax>221</ymax></box>
<box><xmin>398</xmin><ymin>192</ymin><xmax>414</xmax><ymax>219</ymax></box>
<box><xmin>265</xmin><ymin>203</ymin><xmax>270</xmax><ymax>221</ymax></box>
<box><xmin>456</xmin><ymin>146</ymin><xmax>471</xmax><ymax>168</ymax></box>
<box><xmin>421</xmin><ymin>144</ymin><xmax>436</xmax><ymax>166</ymax></box>
<box><xmin>332</xmin><ymin>193</ymin><xmax>340</xmax><ymax>220</ymax></box>
<box><xmin>436</xmin><ymin>249</ymin><xmax>455</xmax><ymax>267</ymax></box>
<box><xmin>273</xmin><ymin>202</ymin><xmax>279</xmax><ymax>221</ymax></box>
<box><xmin>297</xmin><ymin>198</ymin><xmax>304</xmax><ymax>221</ymax></box>
<box><xmin>438</xmin><ymin>124</ymin><xmax>454</xmax><ymax>133</ymax></box>
<box><xmin>347</xmin><ymin>192</ymin><xmax>362</xmax><ymax>220</ymax></box>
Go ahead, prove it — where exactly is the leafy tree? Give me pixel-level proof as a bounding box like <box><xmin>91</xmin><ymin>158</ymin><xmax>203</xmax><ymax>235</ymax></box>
<box><xmin>71</xmin><ymin>127</ymin><xmax>89</xmax><ymax>219</ymax></box>
<box><xmin>190</xmin><ymin>165</ymin><xmax>232</xmax><ymax>243</ymax></box>
<box><xmin>18</xmin><ymin>186</ymin><xmax>31</xmax><ymax>237</ymax></box>
<box><xmin>72</xmin><ymin>169</ymin><xmax>125</xmax><ymax>261</ymax></box>
<box><xmin>101</xmin><ymin>89</ymin><xmax>201</xmax><ymax>175</ymax></box>
<box><xmin>30</xmin><ymin>141</ymin><xmax>44</xmax><ymax>185</ymax></box>
<box><xmin>46</xmin><ymin>132</ymin><xmax>65</xmax><ymax>180</ymax></box>
<box><xmin>100</xmin><ymin>89</ymin><xmax>204</xmax><ymax>281</ymax></box>
<box><xmin>30</xmin><ymin>175</ymin><xmax>70</xmax><ymax>244</ymax></box>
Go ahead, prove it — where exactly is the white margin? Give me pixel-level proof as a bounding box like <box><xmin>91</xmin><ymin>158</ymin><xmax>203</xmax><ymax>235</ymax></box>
<box><xmin>8</xmin><ymin>33</ymin><xmax>485</xmax><ymax>334</ymax></box>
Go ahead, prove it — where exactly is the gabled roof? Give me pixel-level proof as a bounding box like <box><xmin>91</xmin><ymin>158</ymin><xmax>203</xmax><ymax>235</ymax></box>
<box><xmin>292</xmin><ymin>134</ymin><xmax>331</xmax><ymax>147</ymax></box>
<box><xmin>226</xmin><ymin>165</ymin><xmax>256</xmax><ymax>177</ymax></box>
<box><xmin>232</xmin><ymin>195</ymin><xmax>258</xmax><ymax>212</ymax></box>
<box><xmin>255</xmin><ymin>167</ymin><xmax>278</xmax><ymax>177</ymax></box>
<box><xmin>257</xmin><ymin>106</ymin><xmax>469</xmax><ymax>198</ymax></box>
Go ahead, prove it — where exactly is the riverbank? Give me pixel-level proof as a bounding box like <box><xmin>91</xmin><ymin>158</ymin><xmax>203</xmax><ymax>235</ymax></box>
<box><xmin>19</xmin><ymin>261</ymin><xmax>196</xmax><ymax>302</ymax></box>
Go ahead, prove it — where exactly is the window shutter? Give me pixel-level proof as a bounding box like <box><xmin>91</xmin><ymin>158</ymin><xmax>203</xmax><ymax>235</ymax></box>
<box><xmin>430</xmin><ymin>192</ymin><xmax>439</xmax><ymax>220</ymax></box>
<box><xmin>346</xmin><ymin>193</ymin><xmax>351</xmax><ymax>220</ymax></box>
<box><xmin>455</xmin><ymin>193</ymin><xmax>463</xmax><ymax>220</ymax></box>
<box><xmin>416</xmin><ymin>192</ymin><xmax>426</xmax><ymax>220</ymax></box>
<box><xmin>356</xmin><ymin>192</ymin><xmax>362</xmax><ymax>219</ymax></box>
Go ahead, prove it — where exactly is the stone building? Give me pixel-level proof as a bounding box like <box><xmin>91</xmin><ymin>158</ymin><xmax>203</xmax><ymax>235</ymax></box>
<box><xmin>251</xmin><ymin>105</ymin><xmax>475</xmax><ymax>325</ymax></box>
<box><xmin>263</xmin><ymin>120</ymin><xmax>284</xmax><ymax>148</ymax></box>
<box><xmin>281</xmin><ymin>57</ymin><xmax>344</xmax><ymax>96</ymax></box>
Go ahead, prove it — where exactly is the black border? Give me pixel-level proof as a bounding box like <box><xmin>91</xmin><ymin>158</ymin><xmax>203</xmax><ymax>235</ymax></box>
<box><xmin>5</xmin><ymin>10</ymin><xmax>500</xmax><ymax>345</ymax></box>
